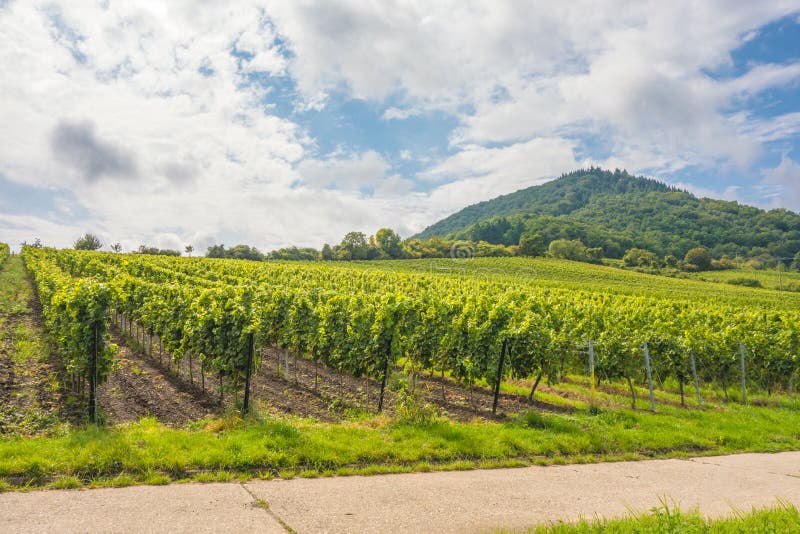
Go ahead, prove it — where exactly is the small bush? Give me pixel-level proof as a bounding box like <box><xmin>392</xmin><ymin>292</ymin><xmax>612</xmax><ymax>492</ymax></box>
<box><xmin>394</xmin><ymin>388</ymin><xmax>438</xmax><ymax>425</ymax></box>
<box><xmin>727</xmin><ymin>277</ymin><xmax>762</xmax><ymax>288</ymax></box>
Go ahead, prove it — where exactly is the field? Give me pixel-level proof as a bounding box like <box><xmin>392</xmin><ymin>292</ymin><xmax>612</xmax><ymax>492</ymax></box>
<box><xmin>686</xmin><ymin>267</ymin><xmax>800</xmax><ymax>292</ymax></box>
<box><xmin>1</xmin><ymin>248</ymin><xmax>800</xmax><ymax>491</ymax></box>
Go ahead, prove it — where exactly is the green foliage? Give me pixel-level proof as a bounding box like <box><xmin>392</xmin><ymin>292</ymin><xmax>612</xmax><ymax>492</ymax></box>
<box><xmin>548</xmin><ymin>239</ymin><xmax>593</xmax><ymax>262</ymax></box>
<box><xmin>34</xmin><ymin>249</ymin><xmax>800</xmax><ymax>415</ymax></box>
<box><xmin>525</xmin><ymin>502</ymin><xmax>800</xmax><ymax>533</ymax></box>
<box><xmin>375</xmin><ymin>228</ymin><xmax>404</xmax><ymax>259</ymax></box>
<box><xmin>519</xmin><ymin>233</ymin><xmax>545</xmax><ymax>256</ymax></box>
<box><xmin>0</xmin><ymin>242</ymin><xmax>9</xmax><ymax>265</ymax></box>
<box><xmin>623</xmin><ymin>248</ymin><xmax>659</xmax><ymax>268</ymax></box>
<box><xmin>137</xmin><ymin>245</ymin><xmax>181</xmax><ymax>256</ymax></box>
<box><xmin>727</xmin><ymin>277</ymin><xmax>762</xmax><ymax>288</ymax></box>
<box><xmin>21</xmin><ymin>247</ymin><xmax>116</xmax><ymax>395</ymax></box>
<box><xmin>5</xmin><ymin>400</ymin><xmax>800</xmax><ymax>490</ymax></box>
<box><xmin>393</xmin><ymin>383</ymin><xmax>439</xmax><ymax>425</ymax></box>
<box><xmin>684</xmin><ymin>247</ymin><xmax>712</xmax><ymax>271</ymax></box>
<box><xmin>206</xmin><ymin>244</ymin><xmax>265</xmax><ymax>261</ymax></box>
<box><xmin>414</xmin><ymin>167</ymin><xmax>800</xmax><ymax>260</ymax></box>
<box><xmin>267</xmin><ymin>246</ymin><xmax>321</xmax><ymax>261</ymax></box>
<box><xmin>73</xmin><ymin>233</ymin><xmax>102</xmax><ymax>251</ymax></box>
<box><xmin>337</xmin><ymin>231</ymin><xmax>370</xmax><ymax>260</ymax></box>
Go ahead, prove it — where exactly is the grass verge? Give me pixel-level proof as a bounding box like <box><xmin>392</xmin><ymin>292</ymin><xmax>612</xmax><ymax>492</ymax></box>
<box><xmin>3</xmin><ymin>398</ymin><xmax>800</xmax><ymax>491</ymax></box>
<box><xmin>513</xmin><ymin>501</ymin><xmax>800</xmax><ymax>533</ymax></box>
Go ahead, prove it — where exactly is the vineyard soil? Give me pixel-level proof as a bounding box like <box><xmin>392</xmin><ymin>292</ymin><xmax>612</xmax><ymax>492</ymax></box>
<box><xmin>0</xmin><ymin>256</ymin><xmax>79</xmax><ymax>434</ymax></box>
<box><xmin>98</xmin><ymin>328</ymin><xmax>219</xmax><ymax>425</ymax></box>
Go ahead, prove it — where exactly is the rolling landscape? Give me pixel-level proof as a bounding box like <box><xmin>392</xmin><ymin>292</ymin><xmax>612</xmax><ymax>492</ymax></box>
<box><xmin>3</xmin><ymin>169</ymin><xmax>800</xmax><ymax>531</ymax></box>
<box><xmin>2</xmin><ymin>2</ymin><xmax>800</xmax><ymax>533</ymax></box>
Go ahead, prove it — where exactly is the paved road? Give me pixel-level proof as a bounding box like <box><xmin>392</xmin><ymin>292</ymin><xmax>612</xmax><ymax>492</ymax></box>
<box><xmin>2</xmin><ymin>452</ymin><xmax>800</xmax><ymax>533</ymax></box>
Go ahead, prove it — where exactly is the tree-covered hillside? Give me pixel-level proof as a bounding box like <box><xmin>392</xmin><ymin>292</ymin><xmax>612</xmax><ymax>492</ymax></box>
<box><xmin>414</xmin><ymin>168</ymin><xmax>800</xmax><ymax>259</ymax></box>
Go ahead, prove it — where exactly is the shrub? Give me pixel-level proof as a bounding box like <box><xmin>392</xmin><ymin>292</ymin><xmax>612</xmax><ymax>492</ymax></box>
<box><xmin>727</xmin><ymin>277</ymin><xmax>762</xmax><ymax>288</ymax></box>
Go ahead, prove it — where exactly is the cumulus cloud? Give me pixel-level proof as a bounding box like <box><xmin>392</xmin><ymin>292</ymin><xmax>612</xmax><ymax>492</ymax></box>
<box><xmin>0</xmin><ymin>1</ymin><xmax>799</xmax><ymax>250</ymax></box>
<box><xmin>297</xmin><ymin>150</ymin><xmax>389</xmax><ymax>191</ymax></box>
<box><xmin>423</xmin><ymin>137</ymin><xmax>579</xmax><ymax>215</ymax></box>
<box><xmin>761</xmin><ymin>155</ymin><xmax>800</xmax><ymax>212</ymax></box>
<box><xmin>50</xmin><ymin>120</ymin><xmax>138</xmax><ymax>182</ymax></box>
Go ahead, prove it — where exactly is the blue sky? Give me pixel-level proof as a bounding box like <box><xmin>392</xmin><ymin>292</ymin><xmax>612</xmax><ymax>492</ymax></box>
<box><xmin>0</xmin><ymin>2</ymin><xmax>799</xmax><ymax>252</ymax></box>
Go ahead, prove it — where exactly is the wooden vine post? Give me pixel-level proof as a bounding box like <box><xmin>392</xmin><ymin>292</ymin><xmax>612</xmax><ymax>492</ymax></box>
<box><xmin>739</xmin><ymin>342</ymin><xmax>747</xmax><ymax>404</ymax></box>
<box><xmin>690</xmin><ymin>352</ymin><xmax>703</xmax><ymax>407</ymax></box>
<box><xmin>589</xmin><ymin>339</ymin><xmax>596</xmax><ymax>409</ymax></box>
<box><xmin>643</xmin><ymin>342</ymin><xmax>656</xmax><ymax>413</ymax></box>
<box><xmin>377</xmin><ymin>345</ymin><xmax>391</xmax><ymax>413</ymax></box>
<box><xmin>242</xmin><ymin>333</ymin><xmax>255</xmax><ymax>415</ymax></box>
<box><xmin>492</xmin><ymin>340</ymin><xmax>507</xmax><ymax>415</ymax></box>
<box><xmin>89</xmin><ymin>322</ymin><xmax>99</xmax><ymax>424</ymax></box>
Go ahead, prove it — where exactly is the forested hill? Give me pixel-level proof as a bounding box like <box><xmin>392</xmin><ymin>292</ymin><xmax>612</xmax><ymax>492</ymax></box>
<box><xmin>414</xmin><ymin>168</ymin><xmax>800</xmax><ymax>259</ymax></box>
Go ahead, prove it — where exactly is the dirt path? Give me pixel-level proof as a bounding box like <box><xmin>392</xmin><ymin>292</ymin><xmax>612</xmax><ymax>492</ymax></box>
<box><xmin>2</xmin><ymin>451</ymin><xmax>800</xmax><ymax>533</ymax></box>
<box><xmin>98</xmin><ymin>327</ymin><xmax>219</xmax><ymax>425</ymax></box>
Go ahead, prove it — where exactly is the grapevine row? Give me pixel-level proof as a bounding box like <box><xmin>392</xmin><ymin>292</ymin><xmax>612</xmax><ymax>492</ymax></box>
<box><xmin>21</xmin><ymin>248</ymin><xmax>116</xmax><ymax>420</ymax></box>
<box><xmin>30</xmin><ymin>248</ymin><xmax>800</xmax><ymax>413</ymax></box>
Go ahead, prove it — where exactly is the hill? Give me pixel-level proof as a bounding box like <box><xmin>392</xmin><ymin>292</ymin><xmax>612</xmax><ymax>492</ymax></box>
<box><xmin>414</xmin><ymin>168</ymin><xmax>800</xmax><ymax>259</ymax></box>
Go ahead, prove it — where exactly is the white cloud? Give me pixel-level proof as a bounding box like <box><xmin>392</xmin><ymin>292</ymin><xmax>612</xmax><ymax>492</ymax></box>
<box><xmin>265</xmin><ymin>0</ymin><xmax>800</xmax><ymax>195</ymax></box>
<box><xmin>297</xmin><ymin>150</ymin><xmax>389</xmax><ymax>191</ymax></box>
<box><xmin>423</xmin><ymin>137</ymin><xmax>579</xmax><ymax>215</ymax></box>
<box><xmin>761</xmin><ymin>155</ymin><xmax>800</xmax><ymax>212</ymax></box>
<box><xmin>1</xmin><ymin>1</ymin><xmax>799</xmax><ymax>250</ymax></box>
<box><xmin>382</xmin><ymin>107</ymin><xmax>421</xmax><ymax>121</ymax></box>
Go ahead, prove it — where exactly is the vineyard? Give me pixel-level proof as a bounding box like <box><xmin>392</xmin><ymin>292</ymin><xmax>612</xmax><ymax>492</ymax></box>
<box><xmin>18</xmin><ymin>247</ymin><xmax>800</xmax><ymax>422</ymax></box>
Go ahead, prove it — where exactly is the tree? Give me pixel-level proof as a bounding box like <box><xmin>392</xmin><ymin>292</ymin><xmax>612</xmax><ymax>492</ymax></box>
<box><xmin>74</xmin><ymin>233</ymin><xmax>102</xmax><ymax>251</ymax></box>
<box><xmin>663</xmin><ymin>254</ymin><xmax>679</xmax><ymax>268</ymax></box>
<box><xmin>518</xmin><ymin>233</ymin><xmax>545</xmax><ymax>257</ymax></box>
<box><xmin>21</xmin><ymin>238</ymin><xmax>43</xmax><ymax>249</ymax></box>
<box><xmin>228</xmin><ymin>244</ymin><xmax>265</xmax><ymax>261</ymax></box>
<box><xmin>375</xmin><ymin>228</ymin><xmax>403</xmax><ymax>259</ymax></box>
<box><xmin>547</xmin><ymin>239</ymin><xmax>589</xmax><ymax>262</ymax></box>
<box><xmin>267</xmin><ymin>247</ymin><xmax>320</xmax><ymax>261</ymax></box>
<box><xmin>206</xmin><ymin>244</ymin><xmax>227</xmax><ymax>258</ymax></box>
<box><xmin>791</xmin><ymin>252</ymin><xmax>800</xmax><ymax>272</ymax></box>
<box><xmin>338</xmin><ymin>232</ymin><xmax>369</xmax><ymax>260</ymax></box>
<box><xmin>110</xmin><ymin>243</ymin><xmax>122</xmax><ymax>253</ymax></box>
<box><xmin>185</xmin><ymin>245</ymin><xmax>194</xmax><ymax>257</ymax></box>
<box><xmin>321</xmin><ymin>244</ymin><xmax>334</xmax><ymax>261</ymax></box>
<box><xmin>623</xmin><ymin>248</ymin><xmax>659</xmax><ymax>268</ymax></box>
<box><xmin>684</xmin><ymin>247</ymin><xmax>712</xmax><ymax>271</ymax></box>
<box><xmin>137</xmin><ymin>245</ymin><xmax>180</xmax><ymax>256</ymax></box>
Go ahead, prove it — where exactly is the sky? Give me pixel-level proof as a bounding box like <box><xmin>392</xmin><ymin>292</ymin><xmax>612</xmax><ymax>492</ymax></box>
<box><xmin>1</xmin><ymin>1</ymin><xmax>799</xmax><ymax>253</ymax></box>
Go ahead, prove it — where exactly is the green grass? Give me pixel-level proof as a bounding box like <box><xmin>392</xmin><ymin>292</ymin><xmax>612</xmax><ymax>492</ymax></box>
<box><xmin>0</xmin><ymin>255</ymin><xmax>34</xmax><ymax>316</ymax></box>
<box><xmin>0</xmin><ymin>255</ymin><xmax>65</xmax><ymax>436</ymax></box>
<box><xmin>514</xmin><ymin>501</ymin><xmax>800</xmax><ymax>533</ymax></box>
<box><xmin>3</xmin><ymin>395</ymin><xmax>800</xmax><ymax>490</ymax></box>
<box><xmin>687</xmin><ymin>267</ymin><xmax>800</xmax><ymax>292</ymax></box>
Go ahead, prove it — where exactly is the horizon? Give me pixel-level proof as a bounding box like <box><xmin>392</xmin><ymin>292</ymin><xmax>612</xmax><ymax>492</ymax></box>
<box><xmin>1</xmin><ymin>3</ymin><xmax>799</xmax><ymax>252</ymax></box>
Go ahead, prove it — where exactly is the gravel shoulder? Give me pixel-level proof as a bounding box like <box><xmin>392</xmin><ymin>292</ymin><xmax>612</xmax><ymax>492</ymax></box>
<box><xmin>2</xmin><ymin>451</ymin><xmax>800</xmax><ymax>533</ymax></box>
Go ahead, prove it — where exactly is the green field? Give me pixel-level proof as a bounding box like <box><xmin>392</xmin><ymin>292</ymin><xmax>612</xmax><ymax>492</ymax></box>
<box><xmin>1</xmin><ymin>250</ymin><xmax>800</xmax><ymax>491</ymax></box>
<box><xmin>686</xmin><ymin>267</ymin><xmax>800</xmax><ymax>292</ymax></box>
<box><xmin>356</xmin><ymin>257</ymin><xmax>800</xmax><ymax>310</ymax></box>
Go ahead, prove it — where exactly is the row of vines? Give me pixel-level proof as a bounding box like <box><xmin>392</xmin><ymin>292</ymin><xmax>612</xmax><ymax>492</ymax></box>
<box><xmin>21</xmin><ymin>248</ymin><xmax>116</xmax><ymax>421</ymax></box>
<box><xmin>0</xmin><ymin>242</ymin><xmax>9</xmax><ymax>265</ymax></box>
<box><xmin>22</xmin><ymin>247</ymin><xmax>800</xmax><ymax>415</ymax></box>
